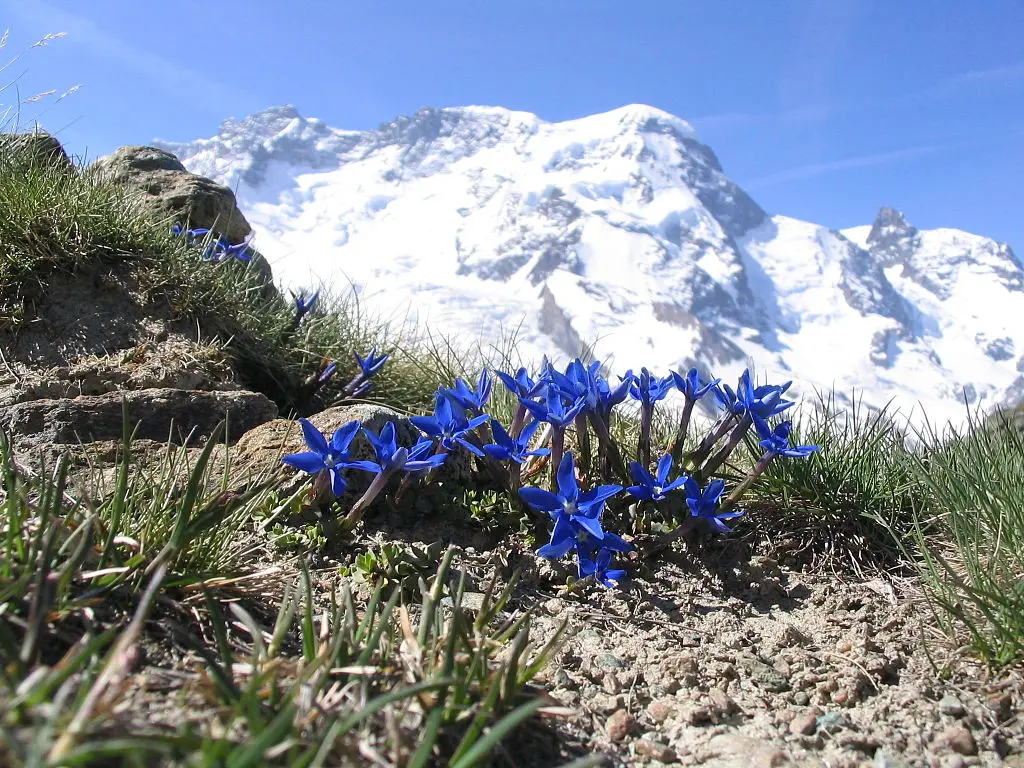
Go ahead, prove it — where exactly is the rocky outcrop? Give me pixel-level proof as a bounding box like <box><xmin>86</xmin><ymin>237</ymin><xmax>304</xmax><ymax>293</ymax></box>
<box><xmin>0</xmin><ymin>131</ymin><xmax>73</xmax><ymax>170</ymax></box>
<box><xmin>2</xmin><ymin>388</ymin><xmax>277</xmax><ymax>449</ymax></box>
<box><xmin>92</xmin><ymin>146</ymin><xmax>252</xmax><ymax>243</ymax></box>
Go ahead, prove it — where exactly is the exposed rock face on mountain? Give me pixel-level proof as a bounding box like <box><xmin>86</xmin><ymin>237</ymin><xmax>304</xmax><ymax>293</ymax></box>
<box><xmin>158</xmin><ymin>105</ymin><xmax>1022</xmax><ymax>424</ymax></box>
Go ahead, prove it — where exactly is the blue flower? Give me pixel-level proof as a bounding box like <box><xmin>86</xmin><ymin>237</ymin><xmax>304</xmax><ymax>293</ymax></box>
<box><xmin>628</xmin><ymin>368</ymin><xmax>674</xmax><ymax>407</ymax></box>
<box><xmin>671</xmin><ymin>367</ymin><xmax>720</xmax><ymax>401</ymax></box>
<box><xmin>596</xmin><ymin>371</ymin><xmax>632</xmax><ymax>420</ymax></box>
<box><xmin>684</xmin><ymin>477</ymin><xmax>743</xmax><ymax>533</ymax></box>
<box><xmin>752</xmin><ymin>416</ymin><xmax>820</xmax><ymax>458</ymax></box>
<box><xmin>519</xmin><ymin>452</ymin><xmax>623</xmax><ymax>550</ymax></box>
<box><xmin>627</xmin><ymin>454</ymin><xmax>688</xmax><ymax>501</ymax></box>
<box><xmin>715</xmin><ymin>369</ymin><xmax>793</xmax><ymax>420</ymax></box>
<box><xmin>441</xmin><ymin>369</ymin><xmax>492</xmax><ymax>414</ymax></box>
<box><xmin>354</xmin><ymin>348</ymin><xmax>388</xmax><ymax>378</ymax></box>
<box><xmin>483</xmin><ymin>418</ymin><xmax>550</xmax><ymax>464</ymax></box>
<box><xmin>410</xmin><ymin>396</ymin><xmax>488</xmax><ymax>456</ymax></box>
<box><xmin>317</xmin><ymin>361</ymin><xmax>338</xmax><ymax>384</ymax></box>
<box><xmin>494</xmin><ymin>367</ymin><xmax>546</xmax><ymax>399</ymax></box>
<box><xmin>292</xmin><ymin>289</ymin><xmax>320</xmax><ymax>321</ymax></box>
<box><xmin>548</xmin><ymin>359</ymin><xmax>603</xmax><ymax>412</ymax></box>
<box><xmin>362</xmin><ymin>421</ymin><xmax>447</xmax><ymax>473</ymax></box>
<box><xmin>578</xmin><ymin>547</ymin><xmax>627</xmax><ymax>589</ymax></box>
<box><xmin>281</xmin><ymin>419</ymin><xmax>381</xmax><ymax>496</ymax></box>
<box><xmin>521</xmin><ymin>387</ymin><xmax>586</xmax><ymax>430</ymax></box>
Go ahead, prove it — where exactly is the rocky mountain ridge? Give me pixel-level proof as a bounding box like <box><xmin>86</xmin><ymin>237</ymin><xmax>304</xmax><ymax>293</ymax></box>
<box><xmin>159</xmin><ymin>104</ymin><xmax>1023</xmax><ymax>424</ymax></box>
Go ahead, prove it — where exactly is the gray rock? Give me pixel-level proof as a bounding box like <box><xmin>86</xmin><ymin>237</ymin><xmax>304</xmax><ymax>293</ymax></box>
<box><xmin>91</xmin><ymin>145</ymin><xmax>272</xmax><ymax>283</ymax></box>
<box><xmin>939</xmin><ymin>693</ymin><xmax>966</xmax><ymax>718</ymax></box>
<box><xmin>0</xmin><ymin>131</ymin><xmax>73</xmax><ymax>170</ymax></box>
<box><xmin>1</xmin><ymin>387</ymin><xmax>277</xmax><ymax>447</ymax></box>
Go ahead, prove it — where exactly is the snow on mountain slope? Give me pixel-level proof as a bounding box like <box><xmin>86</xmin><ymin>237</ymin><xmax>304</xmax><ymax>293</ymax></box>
<box><xmin>156</xmin><ymin>106</ymin><xmax>1024</xmax><ymax>425</ymax></box>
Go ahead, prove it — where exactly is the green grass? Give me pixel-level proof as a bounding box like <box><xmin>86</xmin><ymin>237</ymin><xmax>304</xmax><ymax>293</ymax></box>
<box><xmin>0</xmin><ymin>138</ymin><xmax>442</xmax><ymax>415</ymax></box>
<box><xmin>0</xmin><ymin>426</ymin><xmax>592</xmax><ymax>767</ymax></box>
<box><xmin>908</xmin><ymin>409</ymin><xmax>1024</xmax><ymax>668</ymax></box>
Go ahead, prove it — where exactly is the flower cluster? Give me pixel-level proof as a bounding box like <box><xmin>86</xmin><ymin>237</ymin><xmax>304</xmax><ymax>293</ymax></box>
<box><xmin>171</xmin><ymin>224</ymin><xmax>252</xmax><ymax>263</ymax></box>
<box><xmin>280</xmin><ymin>354</ymin><xmax>820</xmax><ymax>589</ymax></box>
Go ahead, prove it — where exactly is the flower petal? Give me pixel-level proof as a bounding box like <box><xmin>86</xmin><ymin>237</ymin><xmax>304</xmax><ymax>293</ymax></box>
<box><xmin>555</xmin><ymin>453</ymin><xmax>578</xmax><ymax>502</ymax></box>
<box><xmin>518</xmin><ymin>487</ymin><xmax>564</xmax><ymax>513</ymax></box>
<box><xmin>298</xmin><ymin>419</ymin><xmax>329</xmax><ymax>454</ymax></box>
<box><xmin>281</xmin><ymin>452</ymin><xmax>326</xmax><ymax>474</ymax></box>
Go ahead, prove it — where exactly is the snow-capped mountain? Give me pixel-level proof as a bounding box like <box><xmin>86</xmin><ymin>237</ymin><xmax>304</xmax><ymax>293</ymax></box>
<box><xmin>156</xmin><ymin>104</ymin><xmax>1023</xmax><ymax>424</ymax></box>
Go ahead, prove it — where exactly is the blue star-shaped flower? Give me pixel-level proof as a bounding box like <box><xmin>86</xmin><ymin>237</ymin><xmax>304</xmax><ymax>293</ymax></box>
<box><xmin>362</xmin><ymin>421</ymin><xmax>448</xmax><ymax>473</ymax></box>
<box><xmin>628</xmin><ymin>367</ymin><xmax>674</xmax><ymax>407</ymax></box>
<box><xmin>671</xmin><ymin>367</ymin><xmax>720</xmax><ymax>401</ymax></box>
<box><xmin>519</xmin><ymin>452</ymin><xmax>623</xmax><ymax>548</ymax></box>
<box><xmin>752</xmin><ymin>415</ymin><xmax>820</xmax><ymax>458</ymax></box>
<box><xmin>292</xmin><ymin>289</ymin><xmax>320</xmax><ymax>321</ymax></box>
<box><xmin>441</xmin><ymin>369</ymin><xmax>492</xmax><ymax>414</ymax></box>
<box><xmin>520</xmin><ymin>388</ymin><xmax>586</xmax><ymax>430</ymax></box>
<box><xmin>626</xmin><ymin>454</ymin><xmax>689</xmax><ymax>501</ymax></box>
<box><xmin>483</xmin><ymin>418</ymin><xmax>550</xmax><ymax>464</ymax></box>
<box><xmin>715</xmin><ymin>369</ymin><xmax>793</xmax><ymax>421</ymax></box>
<box><xmin>354</xmin><ymin>348</ymin><xmax>388</xmax><ymax>378</ymax></box>
<box><xmin>494</xmin><ymin>366</ymin><xmax>546</xmax><ymax>399</ymax></box>
<box><xmin>578</xmin><ymin>547</ymin><xmax>627</xmax><ymax>589</ymax></box>
<box><xmin>281</xmin><ymin>419</ymin><xmax>381</xmax><ymax>496</ymax></box>
<box><xmin>684</xmin><ymin>477</ymin><xmax>743</xmax><ymax>534</ymax></box>
<box><xmin>410</xmin><ymin>396</ymin><xmax>488</xmax><ymax>456</ymax></box>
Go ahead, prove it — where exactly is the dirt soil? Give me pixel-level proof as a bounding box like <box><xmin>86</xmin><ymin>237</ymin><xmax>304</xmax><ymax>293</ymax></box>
<box><xmin>353</xmin><ymin>507</ymin><xmax>1024</xmax><ymax>768</ymax></box>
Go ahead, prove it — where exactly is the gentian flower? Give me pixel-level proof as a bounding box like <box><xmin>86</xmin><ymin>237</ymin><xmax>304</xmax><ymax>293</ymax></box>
<box><xmin>668</xmin><ymin>367</ymin><xmax>721</xmax><ymax>462</ymax></box>
<box><xmin>355</xmin><ymin>348</ymin><xmax>389</xmax><ymax>379</ymax></box>
<box><xmin>684</xmin><ymin>477</ymin><xmax>742</xmax><ymax>533</ymax></box>
<box><xmin>281</xmin><ymin>419</ymin><xmax>380</xmax><ymax>497</ymax></box>
<box><xmin>753</xmin><ymin>416</ymin><xmax>820</xmax><ymax>458</ymax></box>
<box><xmin>318</xmin><ymin>361</ymin><xmax>337</xmax><ymax>384</ymax></box>
<box><xmin>714</xmin><ymin>369</ymin><xmax>793</xmax><ymax>421</ymax></box>
<box><xmin>483</xmin><ymin>418</ymin><xmax>550</xmax><ymax>464</ymax></box>
<box><xmin>410</xmin><ymin>396</ymin><xmax>488</xmax><ymax>456</ymax></box>
<box><xmin>520</xmin><ymin>388</ymin><xmax>586</xmax><ymax>430</ymax></box>
<box><xmin>441</xmin><ymin>369</ymin><xmax>492</xmax><ymax>415</ymax></box>
<box><xmin>519</xmin><ymin>452</ymin><xmax>623</xmax><ymax>550</ymax></box>
<box><xmin>292</xmin><ymin>289</ymin><xmax>320</xmax><ymax>322</ymax></box>
<box><xmin>363</xmin><ymin>422</ymin><xmax>448</xmax><ymax>473</ymax></box>
<box><xmin>629</xmin><ymin>367</ymin><xmax>674</xmax><ymax>468</ymax></box>
<box><xmin>578</xmin><ymin>547</ymin><xmax>627</xmax><ymax>589</ymax></box>
<box><xmin>627</xmin><ymin>454</ymin><xmax>688</xmax><ymax>501</ymax></box>
<box><xmin>495</xmin><ymin>367</ymin><xmax>546</xmax><ymax>399</ymax></box>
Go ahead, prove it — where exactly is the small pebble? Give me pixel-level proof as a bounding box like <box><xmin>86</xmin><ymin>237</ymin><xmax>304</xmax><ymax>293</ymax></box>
<box><xmin>939</xmin><ymin>694</ymin><xmax>966</xmax><ymax>718</ymax></box>
<box><xmin>647</xmin><ymin>698</ymin><xmax>675</xmax><ymax>724</ymax></box>
<box><xmin>789</xmin><ymin>708</ymin><xmax>820</xmax><ymax>736</ymax></box>
<box><xmin>816</xmin><ymin>711</ymin><xmax>850</xmax><ymax>732</ymax></box>
<box><xmin>792</xmin><ymin>691</ymin><xmax>811</xmax><ymax>706</ymax></box>
<box><xmin>602</xmin><ymin>672</ymin><xmax>621</xmax><ymax>695</ymax></box>
<box><xmin>940</xmin><ymin>724</ymin><xmax>978</xmax><ymax>756</ymax></box>
<box><xmin>596</xmin><ymin>653</ymin><xmax>625</xmax><ymax>670</ymax></box>
<box><xmin>606</xmin><ymin>709</ymin><xmax>635</xmax><ymax>741</ymax></box>
<box><xmin>873</xmin><ymin>749</ymin><xmax>910</xmax><ymax>768</ymax></box>
<box><xmin>635</xmin><ymin>737</ymin><xmax>676</xmax><ymax>763</ymax></box>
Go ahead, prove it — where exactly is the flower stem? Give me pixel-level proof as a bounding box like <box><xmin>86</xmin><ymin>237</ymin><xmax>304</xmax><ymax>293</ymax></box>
<box><xmin>669</xmin><ymin>398</ymin><xmax>696</xmax><ymax>464</ymax></box>
<box><xmin>643</xmin><ymin>516</ymin><xmax>700</xmax><ymax>559</ymax></box>
<box><xmin>574</xmin><ymin>412</ymin><xmax>592</xmax><ymax>474</ymax></box>
<box><xmin>588</xmin><ymin>410</ymin><xmax>627</xmax><ymax>481</ymax></box>
<box><xmin>687</xmin><ymin>412</ymin><xmax>738</xmax><ymax>470</ymax></box>
<box><xmin>341</xmin><ymin>468</ymin><xmax>396</xmax><ymax>531</ymax></box>
<box><xmin>718</xmin><ymin>452</ymin><xmax>775</xmax><ymax>515</ymax></box>
<box><xmin>638</xmin><ymin>403</ymin><xmax>653</xmax><ymax>470</ymax></box>
<box><xmin>549</xmin><ymin>427</ymin><xmax>565</xmax><ymax>492</ymax></box>
<box><xmin>696</xmin><ymin>413</ymin><xmax>752</xmax><ymax>481</ymax></box>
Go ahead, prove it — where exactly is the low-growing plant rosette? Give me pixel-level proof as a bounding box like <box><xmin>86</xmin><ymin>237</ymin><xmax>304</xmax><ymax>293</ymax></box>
<box><xmin>279</xmin><ymin>354</ymin><xmax>821</xmax><ymax>588</ymax></box>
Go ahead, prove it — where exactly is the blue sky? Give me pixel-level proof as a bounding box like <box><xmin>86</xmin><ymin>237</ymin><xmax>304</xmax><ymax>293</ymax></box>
<box><xmin>3</xmin><ymin>0</ymin><xmax>1023</xmax><ymax>249</ymax></box>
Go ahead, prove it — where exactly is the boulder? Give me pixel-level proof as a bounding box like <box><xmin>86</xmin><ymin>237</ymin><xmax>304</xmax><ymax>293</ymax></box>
<box><xmin>92</xmin><ymin>146</ymin><xmax>251</xmax><ymax>243</ymax></box>
<box><xmin>0</xmin><ymin>131</ymin><xmax>73</xmax><ymax>170</ymax></box>
<box><xmin>1</xmin><ymin>387</ymin><xmax>278</xmax><ymax>449</ymax></box>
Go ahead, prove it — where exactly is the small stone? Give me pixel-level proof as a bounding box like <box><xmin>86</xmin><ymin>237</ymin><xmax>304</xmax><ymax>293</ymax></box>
<box><xmin>988</xmin><ymin>692</ymin><xmax>1012</xmax><ymax>721</ymax></box>
<box><xmin>647</xmin><ymin>698</ymin><xmax>675</xmax><ymax>724</ymax></box>
<box><xmin>635</xmin><ymin>737</ymin><xmax>676</xmax><ymax>763</ymax></box>
<box><xmin>792</xmin><ymin>691</ymin><xmax>811</xmax><ymax>706</ymax></box>
<box><xmin>789</xmin><ymin>709</ymin><xmax>820</xmax><ymax>736</ymax></box>
<box><xmin>553</xmin><ymin>669</ymin><xmax>573</xmax><ymax>689</ymax></box>
<box><xmin>606</xmin><ymin>709</ymin><xmax>635</xmax><ymax>741</ymax></box>
<box><xmin>592</xmin><ymin>693</ymin><xmax>622</xmax><ymax>713</ymax></box>
<box><xmin>543</xmin><ymin>598</ymin><xmax>565</xmax><ymax>615</ymax></box>
<box><xmin>708</xmin><ymin>688</ymin><xmax>739</xmax><ymax>719</ymax></box>
<box><xmin>941</xmin><ymin>724</ymin><xmax>978</xmax><ymax>756</ymax></box>
<box><xmin>603</xmin><ymin>672</ymin><xmax>621</xmax><ymax>694</ymax></box>
<box><xmin>872</xmin><ymin>749</ymin><xmax>911</xmax><ymax>768</ymax></box>
<box><xmin>816</xmin><ymin>711</ymin><xmax>850</xmax><ymax>732</ymax></box>
<box><xmin>596</xmin><ymin>653</ymin><xmax>625</xmax><ymax>670</ymax></box>
<box><xmin>939</xmin><ymin>694</ymin><xmax>966</xmax><ymax>718</ymax></box>
<box><xmin>681</xmin><ymin>704</ymin><xmax>712</xmax><ymax>725</ymax></box>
